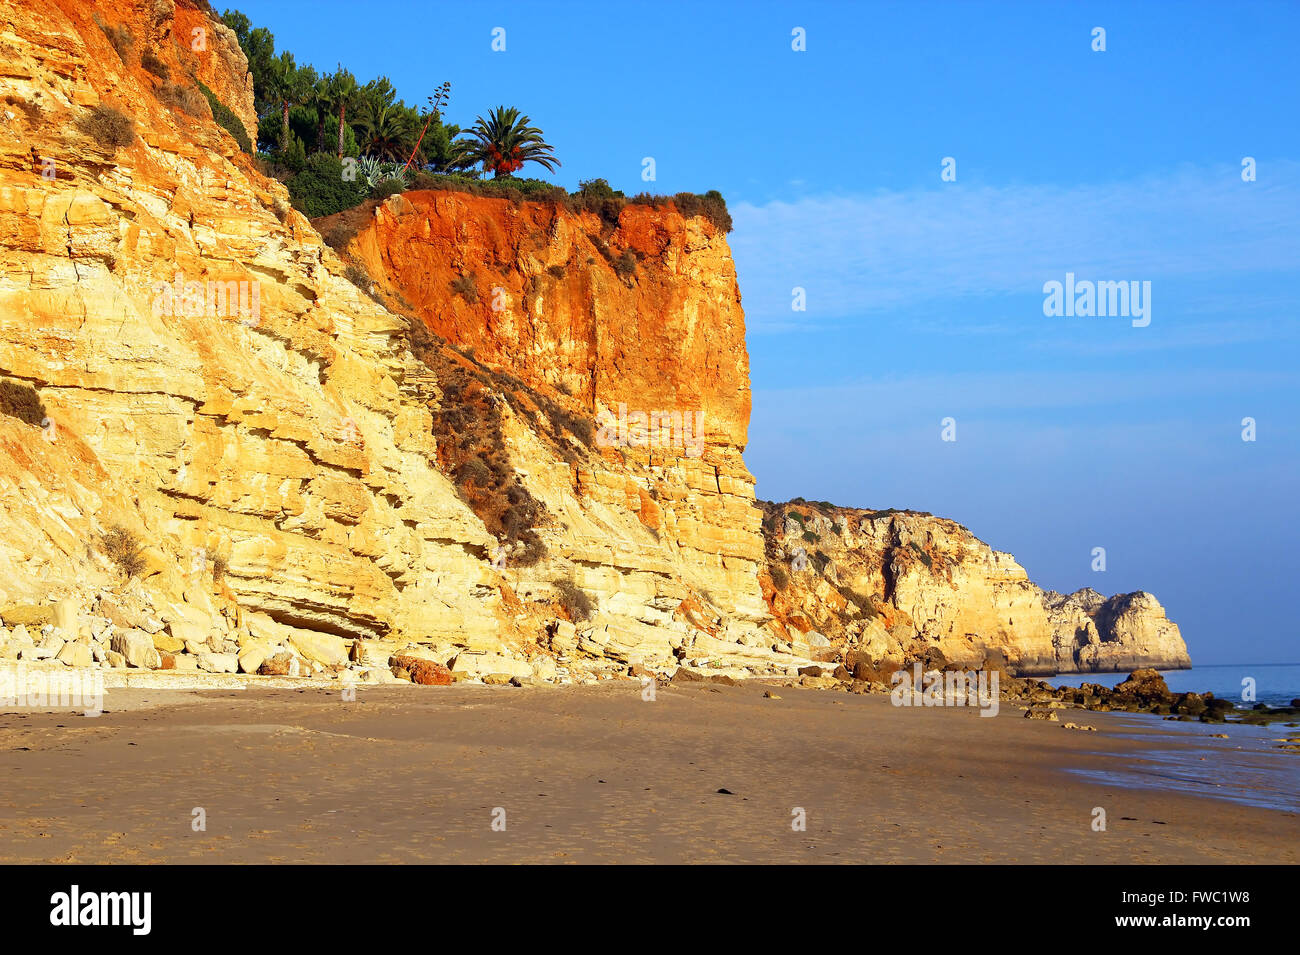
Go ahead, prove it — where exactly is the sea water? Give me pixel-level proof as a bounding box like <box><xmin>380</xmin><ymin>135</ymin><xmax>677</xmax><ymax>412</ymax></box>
<box><xmin>1050</xmin><ymin>664</ymin><xmax>1300</xmax><ymax>814</ymax></box>
<box><xmin>1049</xmin><ymin>662</ymin><xmax>1300</xmax><ymax>709</ymax></box>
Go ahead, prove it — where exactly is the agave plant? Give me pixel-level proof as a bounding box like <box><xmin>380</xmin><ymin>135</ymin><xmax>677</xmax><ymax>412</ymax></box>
<box><xmin>379</xmin><ymin>162</ymin><xmax>411</xmax><ymax>188</ymax></box>
<box><xmin>457</xmin><ymin>106</ymin><xmax>560</xmax><ymax>179</ymax></box>
<box><xmin>356</xmin><ymin>155</ymin><xmax>411</xmax><ymax>190</ymax></box>
<box><xmin>355</xmin><ymin>154</ymin><xmax>383</xmax><ymax>187</ymax></box>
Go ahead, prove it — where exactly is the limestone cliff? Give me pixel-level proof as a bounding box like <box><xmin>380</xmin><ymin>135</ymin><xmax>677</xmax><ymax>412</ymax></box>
<box><xmin>0</xmin><ymin>0</ymin><xmax>1186</xmax><ymax>684</ymax></box>
<box><xmin>760</xmin><ymin>501</ymin><xmax>1190</xmax><ymax>675</ymax></box>
<box><xmin>0</xmin><ymin>0</ymin><xmax>789</xmax><ymax>683</ymax></box>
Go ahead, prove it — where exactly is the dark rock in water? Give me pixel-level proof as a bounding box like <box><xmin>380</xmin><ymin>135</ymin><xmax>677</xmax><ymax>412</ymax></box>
<box><xmin>1197</xmin><ymin>697</ymin><xmax>1238</xmax><ymax>723</ymax></box>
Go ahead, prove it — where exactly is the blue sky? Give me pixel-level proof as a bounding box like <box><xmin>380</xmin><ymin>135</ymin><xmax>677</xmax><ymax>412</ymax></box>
<box><xmin>233</xmin><ymin>0</ymin><xmax>1299</xmax><ymax>666</ymax></box>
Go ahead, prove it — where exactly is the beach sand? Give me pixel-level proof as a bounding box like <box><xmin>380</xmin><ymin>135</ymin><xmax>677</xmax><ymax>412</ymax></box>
<box><xmin>0</xmin><ymin>679</ymin><xmax>1293</xmax><ymax>864</ymax></box>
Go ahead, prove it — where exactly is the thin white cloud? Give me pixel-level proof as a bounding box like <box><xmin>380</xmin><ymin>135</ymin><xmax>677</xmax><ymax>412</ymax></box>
<box><xmin>730</xmin><ymin>162</ymin><xmax>1300</xmax><ymax>332</ymax></box>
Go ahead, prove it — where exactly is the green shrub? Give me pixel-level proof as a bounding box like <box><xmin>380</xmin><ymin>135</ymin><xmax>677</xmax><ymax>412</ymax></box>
<box><xmin>449</xmin><ymin>274</ymin><xmax>478</xmax><ymax>303</ymax></box>
<box><xmin>158</xmin><ymin>82</ymin><xmax>208</xmax><ymax>117</ymax></box>
<box><xmin>141</xmin><ymin>49</ymin><xmax>170</xmax><ymax>80</ymax></box>
<box><xmin>197</xmin><ymin>80</ymin><xmax>251</xmax><ymax>153</ymax></box>
<box><xmin>672</xmin><ymin>190</ymin><xmax>732</xmax><ymax>232</ymax></box>
<box><xmin>287</xmin><ymin>152</ymin><xmax>366</xmax><ymax>218</ymax></box>
<box><xmin>77</xmin><ymin>105</ymin><xmax>136</xmax><ymax>150</ymax></box>
<box><xmin>554</xmin><ymin>578</ymin><xmax>593</xmax><ymax>622</ymax></box>
<box><xmin>612</xmin><ymin>249</ymin><xmax>637</xmax><ymax>280</ymax></box>
<box><xmin>403</xmin><ymin>321</ymin><xmax>550</xmax><ymax>566</ymax></box>
<box><xmin>769</xmin><ymin>563</ymin><xmax>789</xmax><ymax>591</ymax></box>
<box><xmin>456</xmin><ymin>456</ymin><xmax>492</xmax><ymax>487</ymax></box>
<box><xmin>835</xmin><ymin>583</ymin><xmax>880</xmax><ymax>620</ymax></box>
<box><xmin>545</xmin><ymin>403</ymin><xmax>594</xmax><ymax>446</ymax></box>
<box><xmin>343</xmin><ymin>262</ymin><xmax>376</xmax><ymax>297</ymax></box>
<box><xmin>102</xmin><ymin>525</ymin><xmax>146</xmax><ymax>578</ymax></box>
<box><xmin>576</xmin><ymin>178</ymin><xmax>622</xmax><ymax>199</ymax></box>
<box><xmin>371</xmin><ymin>178</ymin><xmax>404</xmax><ymax>200</ymax></box>
<box><xmin>93</xmin><ymin>15</ymin><xmax>133</xmax><ymax>63</ymax></box>
<box><xmin>408</xmin><ymin>171</ymin><xmax>565</xmax><ymax>202</ymax></box>
<box><xmin>272</xmin><ymin>135</ymin><xmax>307</xmax><ymax>173</ymax></box>
<box><xmin>0</xmin><ymin>379</ymin><xmax>46</xmax><ymax>426</ymax></box>
<box><xmin>398</xmin><ymin>173</ymin><xmax>732</xmax><ymax>231</ymax></box>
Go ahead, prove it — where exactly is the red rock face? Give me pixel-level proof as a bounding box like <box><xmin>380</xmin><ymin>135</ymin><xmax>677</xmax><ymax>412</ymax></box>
<box><xmin>331</xmin><ymin>190</ymin><xmax>770</xmax><ymax>624</ymax></box>
<box><xmin>48</xmin><ymin>0</ymin><xmax>256</xmax><ymax>146</ymax></box>
<box><xmin>342</xmin><ymin>191</ymin><xmax>752</xmax><ymax>453</ymax></box>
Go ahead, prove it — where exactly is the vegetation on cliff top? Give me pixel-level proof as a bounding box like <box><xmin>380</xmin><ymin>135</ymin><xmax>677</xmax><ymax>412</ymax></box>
<box><xmin>215</xmin><ymin>7</ymin><xmax>730</xmax><ymax>229</ymax></box>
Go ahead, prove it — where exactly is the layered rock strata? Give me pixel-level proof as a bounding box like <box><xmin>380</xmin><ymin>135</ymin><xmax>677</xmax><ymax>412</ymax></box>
<box><xmin>760</xmin><ymin>502</ymin><xmax>1190</xmax><ymax>676</ymax></box>
<box><xmin>0</xmin><ymin>0</ymin><xmax>1188</xmax><ymax>685</ymax></box>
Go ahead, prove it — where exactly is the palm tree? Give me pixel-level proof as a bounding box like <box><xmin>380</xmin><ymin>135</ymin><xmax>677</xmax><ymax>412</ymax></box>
<box><xmin>309</xmin><ymin>74</ymin><xmax>331</xmax><ymax>152</ymax></box>
<box><xmin>321</xmin><ymin>69</ymin><xmax>366</xmax><ymax>158</ymax></box>
<box><xmin>458</xmin><ymin>106</ymin><xmax>560</xmax><ymax>179</ymax></box>
<box><xmin>266</xmin><ymin>52</ymin><xmax>316</xmax><ymax>151</ymax></box>
<box><xmin>327</xmin><ymin>68</ymin><xmax>361</xmax><ymax>159</ymax></box>
<box><xmin>358</xmin><ymin>100</ymin><xmax>417</xmax><ymax>162</ymax></box>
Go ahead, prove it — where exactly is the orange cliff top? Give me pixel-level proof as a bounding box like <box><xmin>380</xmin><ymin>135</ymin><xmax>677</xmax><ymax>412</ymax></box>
<box><xmin>324</xmin><ymin>189</ymin><xmax>755</xmax><ymax>453</ymax></box>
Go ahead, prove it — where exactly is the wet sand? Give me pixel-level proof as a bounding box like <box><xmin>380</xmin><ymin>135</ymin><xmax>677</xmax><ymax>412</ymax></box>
<box><xmin>0</xmin><ymin>680</ymin><xmax>1293</xmax><ymax>864</ymax></box>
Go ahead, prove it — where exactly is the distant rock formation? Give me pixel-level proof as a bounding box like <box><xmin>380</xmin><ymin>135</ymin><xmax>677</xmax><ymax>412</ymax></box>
<box><xmin>759</xmin><ymin>502</ymin><xmax>1190</xmax><ymax>677</ymax></box>
<box><xmin>1046</xmin><ymin>589</ymin><xmax>1190</xmax><ymax>673</ymax></box>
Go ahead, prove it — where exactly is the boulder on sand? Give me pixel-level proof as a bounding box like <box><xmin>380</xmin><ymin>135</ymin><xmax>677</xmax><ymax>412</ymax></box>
<box><xmin>389</xmin><ymin>654</ymin><xmax>452</xmax><ymax>685</ymax></box>
<box><xmin>1112</xmin><ymin>668</ymin><xmax>1172</xmax><ymax>705</ymax></box>
<box><xmin>110</xmin><ymin>629</ymin><xmax>161</xmax><ymax>669</ymax></box>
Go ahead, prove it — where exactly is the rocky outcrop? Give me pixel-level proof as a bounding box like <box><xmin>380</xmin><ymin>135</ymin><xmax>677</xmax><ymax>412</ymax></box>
<box><xmin>1046</xmin><ymin>588</ymin><xmax>1189</xmax><ymax>673</ymax></box>
<box><xmin>760</xmin><ymin>501</ymin><xmax>1190</xmax><ymax>676</ymax></box>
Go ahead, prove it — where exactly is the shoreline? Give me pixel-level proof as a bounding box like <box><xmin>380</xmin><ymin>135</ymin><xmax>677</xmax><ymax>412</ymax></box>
<box><xmin>0</xmin><ymin>679</ymin><xmax>1293</xmax><ymax>864</ymax></box>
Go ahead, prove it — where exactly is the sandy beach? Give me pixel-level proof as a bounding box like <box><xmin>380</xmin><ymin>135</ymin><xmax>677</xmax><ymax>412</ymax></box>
<box><xmin>0</xmin><ymin>680</ymin><xmax>1293</xmax><ymax>864</ymax></box>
